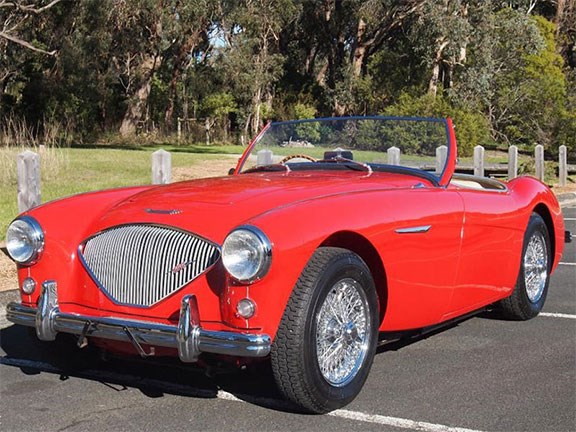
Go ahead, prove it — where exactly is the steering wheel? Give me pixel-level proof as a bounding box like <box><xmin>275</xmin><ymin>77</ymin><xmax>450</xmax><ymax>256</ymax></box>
<box><xmin>279</xmin><ymin>154</ymin><xmax>317</xmax><ymax>164</ymax></box>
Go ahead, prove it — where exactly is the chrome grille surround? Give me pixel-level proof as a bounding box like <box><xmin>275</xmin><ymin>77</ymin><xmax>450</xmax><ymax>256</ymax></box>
<box><xmin>79</xmin><ymin>224</ymin><xmax>220</xmax><ymax>307</ymax></box>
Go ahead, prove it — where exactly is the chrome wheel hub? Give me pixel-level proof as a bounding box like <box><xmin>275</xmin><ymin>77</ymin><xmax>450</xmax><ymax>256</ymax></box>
<box><xmin>315</xmin><ymin>278</ymin><xmax>370</xmax><ymax>387</ymax></box>
<box><xmin>524</xmin><ymin>231</ymin><xmax>548</xmax><ymax>303</ymax></box>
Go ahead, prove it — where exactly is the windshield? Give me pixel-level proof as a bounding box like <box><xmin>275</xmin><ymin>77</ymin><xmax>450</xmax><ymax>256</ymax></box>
<box><xmin>237</xmin><ymin>116</ymin><xmax>452</xmax><ymax>185</ymax></box>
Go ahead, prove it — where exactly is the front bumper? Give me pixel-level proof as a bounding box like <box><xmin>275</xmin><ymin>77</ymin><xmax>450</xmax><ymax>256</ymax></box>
<box><xmin>6</xmin><ymin>281</ymin><xmax>271</xmax><ymax>362</ymax></box>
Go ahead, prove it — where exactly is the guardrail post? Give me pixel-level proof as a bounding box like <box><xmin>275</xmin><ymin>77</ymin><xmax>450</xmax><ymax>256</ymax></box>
<box><xmin>535</xmin><ymin>144</ymin><xmax>544</xmax><ymax>181</ymax></box>
<box><xmin>17</xmin><ymin>150</ymin><xmax>41</xmax><ymax>212</ymax></box>
<box><xmin>152</xmin><ymin>149</ymin><xmax>172</xmax><ymax>184</ymax></box>
<box><xmin>559</xmin><ymin>145</ymin><xmax>567</xmax><ymax>187</ymax></box>
<box><xmin>436</xmin><ymin>145</ymin><xmax>447</xmax><ymax>174</ymax></box>
<box><xmin>387</xmin><ymin>147</ymin><xmax>400</xmax><ymax>166</ymax></box>
<box><xmin>474</xmin><ymin>145</ymin><xmax>484</xmax><ymax>177</ymax></box>
<box><xmin>508</xmin><ymin>145</ymin><xmax>518</xmax><ymax>179</ymax></box>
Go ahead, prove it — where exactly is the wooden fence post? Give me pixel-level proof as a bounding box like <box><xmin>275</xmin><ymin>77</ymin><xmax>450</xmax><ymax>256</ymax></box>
<box><xmin>559</xmin><ymin>145</ymin><xmax>567</xmax><ymax>187</ymax></box>
<box><xmin>436</xmin><ymin>145</ymin><xmax>447</xmax><ymax>174</ymax></box>
<box><xmin>474</xmin><ymin>145</ymin><xmax>485</xmax><ymax>177</ymax></box>
<box><xmin>152</xmin><ymin>149</ymin><xmax>172</xmax><ymax>184</ymax></box>
<box><xmin>17</xmin><ymin>150</ymin><xmax>41</xmax><ymax>212</ymax></box>
<box><xmin>535</xmin><ymin>144</ymin><xmax>544</xmax><ymax>181</ymax></box>
<box><xmin>257</xmin><ymin>149</ymin><xmax>273</xmax><ymax>166</ymax></box>
<box><xmin>387</xmin><ymin>147</ymin><xmax>400</xmax><ymax>165</ymax></box>
<box><xmin>508</xmin><ymin>145</ymin><xmax>518</xmax><ymax>179</ymax></box>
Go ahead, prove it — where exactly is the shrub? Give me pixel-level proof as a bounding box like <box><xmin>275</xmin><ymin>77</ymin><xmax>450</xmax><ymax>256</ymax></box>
<box><xmin>383</xmin><ymin>92</ymin><xmax>490</xmax><ymax>156</ymax></box>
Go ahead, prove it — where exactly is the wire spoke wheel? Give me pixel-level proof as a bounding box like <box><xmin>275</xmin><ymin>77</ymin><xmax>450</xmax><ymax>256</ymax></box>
<box><xmin>271</xmin><ymin>247</ymin><xmax>378</xmax><ymax>413</ymax></box>
<box><xmin>496</xmin><ymin>213</ymin><xmax>551</xmax><ymax>320</ymax></box>
<box><xmin>315</xmin><ymin>278</ymin><xmax>370</xmax><ymax>386</ymax></box>
<box><xmin>524</xmin><ymin>232</ymin><xmax>548</xmax><ymax>303</ymax></box>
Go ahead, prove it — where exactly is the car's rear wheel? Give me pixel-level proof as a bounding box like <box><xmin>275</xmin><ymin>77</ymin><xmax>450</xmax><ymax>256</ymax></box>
<box><xmin>270</xmin><ymin>247</ymin><xmax>378</xmax><ymax>413</ymax></box>
<box><xmin>497</xmin><ymin>213</ymin><xmax>551</xmax><ymax>320</ymax></box>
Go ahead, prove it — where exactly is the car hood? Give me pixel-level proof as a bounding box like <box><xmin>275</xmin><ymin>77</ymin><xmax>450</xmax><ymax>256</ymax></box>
<box><xmin>94</xmin><ymin>171</ymin><xmax>429</xmax><ymax>243</ymax></box>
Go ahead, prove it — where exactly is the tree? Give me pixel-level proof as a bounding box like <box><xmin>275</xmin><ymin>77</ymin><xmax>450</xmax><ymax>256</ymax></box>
<box><xmin>0</xmin><ymin>0</ymin><xmax>62</xmax><ymax>56</ymax></box>
<box><xmin>200</xmin><ymin>91</ymin><xmax>236</xmax><ymax>143</ymax></box>
<box><xmin>1</xmin><ymin>0</ymin><xmax>65</xmax><ymax>118</ymax></box>
<box><xmin>216</xmin><ymin>0</ymin><xmax>297</xmax><ymax>137</ymax></box>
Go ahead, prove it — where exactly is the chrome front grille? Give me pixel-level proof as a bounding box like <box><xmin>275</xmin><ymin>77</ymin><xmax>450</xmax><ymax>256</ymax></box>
<box><xmin>80</xmin><ymin>224</ymin><xmax>220</xmax><ymax>307</ymax></box>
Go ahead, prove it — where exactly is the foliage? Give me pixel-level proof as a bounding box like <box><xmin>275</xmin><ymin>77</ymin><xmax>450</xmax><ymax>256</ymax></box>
<box><xmin>383</xmin><ymin>92</ymin><xmax>490</xmax><ymax>156</ymax></box>
<box><xmin>0</xmin><ymin>0</ymin><xmax>574</xmax><ymax>155</ymax></box>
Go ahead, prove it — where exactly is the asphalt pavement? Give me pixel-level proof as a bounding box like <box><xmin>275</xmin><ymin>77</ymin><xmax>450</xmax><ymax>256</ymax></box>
<box><xmin>0</xmin><ymin>206</ymin><xmax>574</xmax><ymax>432</ymax></box>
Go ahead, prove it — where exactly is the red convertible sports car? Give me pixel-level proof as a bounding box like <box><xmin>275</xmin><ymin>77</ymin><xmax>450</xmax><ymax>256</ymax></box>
<box><xmin>5</xmin><ymin>116</ymin><xmax>567</xmax><ymax>413</ymax></box>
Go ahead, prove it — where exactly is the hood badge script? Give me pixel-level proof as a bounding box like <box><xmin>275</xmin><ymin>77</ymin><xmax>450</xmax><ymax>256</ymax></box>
<box><xmin>169</xmin><ymin>260</ymin><xmax>196</xmax><ymax>275</ymax></box>
<box><xmin>145</xmin><ymin>208</ymin><xmax>182</xmax><ymax>215</ymax></box>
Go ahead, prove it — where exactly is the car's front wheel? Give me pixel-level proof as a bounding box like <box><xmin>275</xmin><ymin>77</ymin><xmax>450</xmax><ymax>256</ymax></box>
<box><xmin>270</xmin><ymin>247</ymin><xmax>379</xmax><ymax>413</ymax></box>
<box><xmin>497</xmin><ymin>213</ymin><xmax>551</xmax><ymax>320</ymax></box>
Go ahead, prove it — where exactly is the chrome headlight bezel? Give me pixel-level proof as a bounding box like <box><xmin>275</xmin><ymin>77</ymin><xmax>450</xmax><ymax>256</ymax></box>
<box><xmin>6</xmin><ymin>216</ymin><xmax>45</xmax><ymax>265</ymax></box>
<box><xmin>222</xmin><ymin>226</ymin><xmax>272</xmax><ymax>283</ymax></box>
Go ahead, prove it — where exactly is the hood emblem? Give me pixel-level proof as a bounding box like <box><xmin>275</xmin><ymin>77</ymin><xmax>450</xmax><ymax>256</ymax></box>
<box><xmin>145</xmin><ymin>208</ymin><xmax>182</xmax><ymax>215</ymax></box>
<box><xmin>169</xmin><ymin>260</ymin><xmax>196</xmax><ymax>274</ymax></box>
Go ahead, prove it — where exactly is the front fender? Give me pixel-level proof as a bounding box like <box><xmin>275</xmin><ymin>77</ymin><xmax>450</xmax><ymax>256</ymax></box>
<box><xmin>15</xmin><ymin>186</ymin><xmax>153</xmax><ymax>306</ymax></box>
<box><xmin>238</xmin><ymin>187</ymin><xmax>464</xmax><ymax>338</ymax></box>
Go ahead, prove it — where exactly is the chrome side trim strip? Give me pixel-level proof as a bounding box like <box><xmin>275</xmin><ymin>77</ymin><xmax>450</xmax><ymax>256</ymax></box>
<box><xmin>395</xmin><ymin>225</ymin><xmax>432</xmax><ymax>234</ymax></box>
<box><xmin>6</xmin><ymin>292</ymin><xmax>270</xmax><ymax>362</ymax></box>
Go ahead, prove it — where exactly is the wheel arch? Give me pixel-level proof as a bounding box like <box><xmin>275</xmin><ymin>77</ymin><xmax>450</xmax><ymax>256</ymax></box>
<box><xmin>532</xmin><ymin>203</ymin><xmax>556</xmax><ymax>267</ymax></box>
<box><xmin>320</xmin><ymin>231</ymin><xmax>388</xmax><ymax>323</ymax></box>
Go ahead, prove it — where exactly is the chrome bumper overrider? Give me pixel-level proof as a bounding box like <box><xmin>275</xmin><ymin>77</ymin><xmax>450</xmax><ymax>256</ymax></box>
<box><xmin>6</xmin><ymin>281</ymin><xmax>271</xmax><ymax>362</ymax></box>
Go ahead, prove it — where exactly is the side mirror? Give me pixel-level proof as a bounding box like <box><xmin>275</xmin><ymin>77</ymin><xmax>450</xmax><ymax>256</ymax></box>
<box><xmin>228</xmin><ymin>168</ymin><xmax>236</xmax><ymax>175</ymax></box>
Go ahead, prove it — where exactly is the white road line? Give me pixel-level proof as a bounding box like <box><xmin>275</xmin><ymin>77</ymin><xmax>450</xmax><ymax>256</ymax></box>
<box><xmin>540</xmin><ymin>312</ymin><xmax>576</xmax><ymax>319</ymax></box>
<box><xmin>328</xmin><ymin>409</ymin><xmax>483</xmax><ymax>432</ymax></box>
<box><xmin>559</xmin><ymin>262</ymin><xmax>576</xmax><ymax>266</ymax></box>
<box><xmin>564</xmin><ymin>218</ymin><xmax>576</xmax><ymax>221</ymax></box>
<box><xmin>1</xmin><ymin>356</ymin><xmax>487</xmax><ymax>432</ymax></box>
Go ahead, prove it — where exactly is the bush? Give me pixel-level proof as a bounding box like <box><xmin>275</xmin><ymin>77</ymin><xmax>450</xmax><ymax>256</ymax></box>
<box><xmin>383</xmin><ymin>92</ymin><xmax>490</xmax><ymax>156</ymax></box>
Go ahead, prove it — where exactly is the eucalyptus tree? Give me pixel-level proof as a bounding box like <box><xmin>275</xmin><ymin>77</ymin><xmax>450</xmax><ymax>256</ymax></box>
<box><xmin>215</xmin><ymin>0</ymin><xmax>298</xmax><ymax>137</ymax></box>
<box><xmin>0</xmin><ymin>0</ymin><xmax>66</xmax><ymax>119</ymax></box>
<box><xmin>113</xmin><ymin>0</ymin><xmax>215</xmax><ymax>136</ymax></box>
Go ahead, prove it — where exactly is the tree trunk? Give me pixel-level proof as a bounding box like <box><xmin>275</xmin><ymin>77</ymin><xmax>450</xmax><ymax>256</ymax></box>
<box><xmin>251</xmin><ymin>86</ymin><xmax>262</xmax><ymax>136</ymax></box>
<box><xmin>555</xmin><ymin>0</ymin><xmax>566</xmax><ymax>31</ymax></box>
<box><xmin>428</xmin><ymin>62</ymin><xmax>441</xmax><ymax>97</ymax></box>
<box><xmin>352</xmin><ymin>18</ymin><xmax>367</xmax><ymax>78</ymax></box>
<box><xmin>119</xmin><ymin>56</ymin><xmax>158</xmax><ymax>137</ymax></box>
<box><xmin>315</xmin><ymin>60</ymin><xmax>328</xmax><ymax>87</ymax></box>
<box><xmin>164</xmin><ymin>31</ymin><xmax>202</xmax><ymax>127</ymax></box>
<box><xmin>428</xmin><ymin>39</ymin><xmax>449</xmax><ymax>97</ymax></box>
<box><xmin>334</xmin><ymin>100</ymin><xmax>346</xmax><ymax>116</ymax></box>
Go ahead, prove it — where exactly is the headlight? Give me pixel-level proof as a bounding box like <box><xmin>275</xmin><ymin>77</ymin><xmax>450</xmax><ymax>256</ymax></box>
<box><xmin>222</xmin><ymin>226</ymin><xmax>271</xmax><ymax>283</ymax></box>
<box><xmin>6</xmin><ymin>216</ymin><xmax>44</xmax><ymax>265</ymax></box>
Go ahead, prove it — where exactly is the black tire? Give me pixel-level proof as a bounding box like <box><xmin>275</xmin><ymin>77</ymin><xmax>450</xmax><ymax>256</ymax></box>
<box><xmin>497</xmin><ymin>213</ymin><xmax>551</xmax><ymax>320</ymax></box>
<box><xmin>270</xmin><ymin>247</ymin><xmax>379</xmax><ymax>413</ymax></box>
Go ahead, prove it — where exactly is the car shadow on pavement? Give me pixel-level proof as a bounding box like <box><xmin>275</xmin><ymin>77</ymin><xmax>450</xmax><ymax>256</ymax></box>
<box><xmin>376</xmin><ymin>311</ymin><xmax>481</xmax><ymax>354</ymax></box>
<box><xmin>0</xmin><ymin>323</ymin><xmax>299</xmax><ymax>413</ymax></box>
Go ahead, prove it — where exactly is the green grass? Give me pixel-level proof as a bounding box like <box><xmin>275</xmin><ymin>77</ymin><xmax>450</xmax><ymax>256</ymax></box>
<box><xmin>0</xmin><ymin>145</ymin><xmax>243</xmax><ymax>241</ymax></box>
